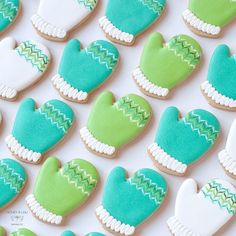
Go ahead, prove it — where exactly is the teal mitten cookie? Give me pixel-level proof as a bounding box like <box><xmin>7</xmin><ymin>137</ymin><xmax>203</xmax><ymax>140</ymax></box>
<box><xmin>5</xmin><ymin>98</ymin><xmax>74</xmax><ymax>164</ymax></box>
<box><xmin>80</xmin><ymin>91</ymin><xmax>152</xmax><ymax>158</ymax></box>
<box><xmin>85</xmin><ymin>233</ymin><xmax>105</xmax><ymax>236</ymax></box>
<box><xmin>148</xmin><ymin>107</ymin><xmax>220</xmax><ymax>176</ymax></box>
<box><xmin>26</xmin><ymin>157</ymin><xmax>99</xmax><ymax>225</ymax></box>
<box><xmin>10</xmin><ymin>228</ymin><xmax>36</xmax><ymax>236</ymax></box>
<box><xmin>133</xmin><ymin>32</ymin><xmax>201</xmax><ymax>99</ymax></box>
<box><xmin>61</xmin><ymin>231</ymin><xmax>75</xmax><ymax>236</ymax></box>
<box><xmin>99</xmin><ymin>0</ymin><xmax>166</xmax><ymax>46</ymax></box>
<box><xmin>183</xmin><ymin>0</ymin><xmax>236</xmax><ymax>38</ymax></box>
<box><xmin>0</xmin><ymin>0</ymin><xmax>20</xmax><ymax>34</ymax></box>
<box><xmin>96</xmin><ymin>167</ymin><xmax>167</xmax><ymax>235</ymax></box>
<box><xmin>0</xmin><ymin>158</ymin><xmax>26</xmax><ymax>209</ymax></box>
<box><xmin>52</xmin><ymin>39</ymin><xmax>119</xmax><ymax>103</ymax></box>
<box><xmin>201</xmin><ymin>45</ymin><xmax>236</xmax><ymax>111</ymax></box>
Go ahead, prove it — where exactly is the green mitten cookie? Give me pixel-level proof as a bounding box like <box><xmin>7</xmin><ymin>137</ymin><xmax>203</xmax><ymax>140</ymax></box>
<box><xmin>0</xmin><ymin>226</ymin><xmax>5</xmax><ymax>236</ymax></box>
<box><xmin>133</xmin><ymin>32</ymin><xmax>201</xmax><ymax>99</ymax></box>
<box><xmin>183</xmin><ymin>0</ymin><xmax>236</xmax><ymax>38</ymax></box>
<box><xmin>201</xmin><ymin>44</ymin><xmax>236</xmax><ymax>111</ymax></box>
<box><xmin>96</xmin><ymin>167</ymin><xmax>167</xmax><ymax>235</ymax></box>
<box><xmin>10</xmin><ymin>228</ymin><xmax>36</xmax><ymax>236</ymax></box>
<box><xmin>6</xmin><ymin>98</ymin><xmax>74</xmax><ymax>164</ymax></box>
<box><xmin>26</xmin><ymin>157</ymin><xmax>99</xmax><ymax>225</ymax></box>
<box><xmin>148</xmin><ymin>107</ymin><xmax>220</xmax><ymax>176</ymax></box>
<box><xmin>52</xmin><ymin>39</ymin><xmax>119</xmax><ymax>103</ymax></box>
<box><xmin>80</xmin><ymin>91</ymin><xmax>152</xmax><ymax>158</ymax></box>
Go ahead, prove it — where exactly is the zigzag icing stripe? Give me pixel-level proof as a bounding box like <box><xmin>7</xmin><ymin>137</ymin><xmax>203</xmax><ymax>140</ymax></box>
<box><xmin>219</xmin><ymin>149</ymin><xmax>236</xmax><ymax>176</ymax></box>
<box><xmin>137</xmin><ymin>0</ymin><xmax>164</xmax><ymax>14</ymax></box>
<box><xmin>0</xmin><ymin>83</ymin><xmax>17</xmax><ymax>99</ymax></box>
<box><xmin>0</xmin><ymin>0</ymin><xmax>18</xmax><ymax>22</ymax></box>
<box><xmin>77</xmin><ymin>0</ymin><xmax>96</xmax><ymax>11</ymax></box>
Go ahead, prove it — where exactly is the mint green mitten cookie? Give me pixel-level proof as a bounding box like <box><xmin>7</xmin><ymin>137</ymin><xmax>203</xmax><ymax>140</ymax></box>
<box><xmin>183</xmin><ymin>0</ymin><xmax>236</xmax><ymax>38</ymax></box>
<box><xmin>96</xmin><ymin>167</ymin><xmax>167</xmax><ymax>235</ymax></box>
<box><xmin>52</xmin><ymin>39</ymin><xmax>119</xmax><ymax>103</ymax></box>
<box><xmin>80</xmin><ymin>91</ymin><xmax>152</xmax><ymax>158</ymax></box>
<box><xmin>99</xmin><ymin>0</ymin><xmax>166</xmax><ymax>45</ymax></box>
<box><xmin>133</xmin><ymin>32</ymin><xmax>201</xmax><ymax>99</ymax></box>
<box><xmin>10</xmin><ymin>228</ymin><xmax>36</xmax><ymax>236</ymax></box>
<box><xmin>148</xmin><ymin>107</ymin><xmax>220</xmax><ymax>176</ymax></box>
<box><xmin>26</xmin><ymin>157</ymin><xmax>99</xmax><ymax>225</ymax></box>
<box><xmin>5</xmin><ymin>98</ymin><xmax>74</xmax><ymax>164</ymax></box>
<box><xmin>201</xmin><ymin>45</ymin><xmax>236</xmax><ymax>111</ymax></box>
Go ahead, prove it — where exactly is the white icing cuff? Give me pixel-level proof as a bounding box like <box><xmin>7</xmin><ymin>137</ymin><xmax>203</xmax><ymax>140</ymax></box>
<box><xmin>96</xmin><ymin>205</ymin><xmax>135</xmax><ymax>236</ymax></box>
<box><xmin>5</xmin><ymin>135</ymin><xmax>41</xmax><ymax>163</ymax></box>
<box><xmin>148</xmin><ymin>143</ymin><xmax>187</xmax><ymax>174</ymax></box>
<box><xmin>52</xmin><ymin>74</ymin><xmax>88</xmax><ymax>102</ymax></box>
<box><xmin>167</xmin><ymin>216</ymin><xmax>198</xmax><ymax>236</ymax></box>
<box><xmin>182</xmin><ymin>9</ymin><xmax>221</xmax><ymax>36</ymax></box>
<box><xmin>80</xmin><ymin>127</ymin><xmax>115</xmax><ymax>156</ymax></box>
<box><xmin>0</xmin><ymin>83</ymin><xmax>17</xmax><ymax>99</ymax></box>
<box><xmin>219</xmin><ymin>149</ymin><xmax>236</xmax><ymax>176</ymax></box>
<box><xmin>132</xmin><ymin>67</ymin><xmax>169</xmax><ymax>97</ymax></box>
<box><xmin>26</xmin><ymin>194</ymin><xmax>62</xmax><ymax>225</ymax></box>
<box><xmin>31</xmin><ymin>14</ymin><xmax>67</xmax><ymax>39</ymax></box>
<box><xmin>201</xmin><ymin>81</ymin><xmax>236</xmax><ymax>108</ymax></box>
<box><xmin>99</xmin><ymin>16</ymin><xmax>134</xmax><ymax>44</ymax></box>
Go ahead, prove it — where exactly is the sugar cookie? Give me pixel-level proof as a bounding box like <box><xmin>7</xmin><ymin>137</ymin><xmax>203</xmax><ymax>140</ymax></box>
<box><xmin>85</xmin><ymin>233</ymin><xmax>105</xmax><ymax>236</ymax></box>
<box><xmin>61</xmin><ymin>231</ymin><xmax>75</xmax><ymax>236</ymax></box>
<box><xmin>10</xmin><ymin>228</ymin><xmax>36</xmax><ymax>236</ymax></box>
<box><xmin>0</xmin><ymin>227</ymin><xmax>4</xmax><ymax>236</ymax></box>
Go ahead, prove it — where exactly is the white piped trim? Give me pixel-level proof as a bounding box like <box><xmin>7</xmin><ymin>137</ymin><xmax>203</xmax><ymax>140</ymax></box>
<box><xmin>0</xmin><ymin>83</ymin><xmax>17</xmax><ymax>99</ymax></box>
<box><xmin>167</xmin><ymin>216</ymin><xmax>199</xmax><ymax>236</ymax></box>
<box><xmin>219</xmin><ymin>149</ymin><xmax>236</xmax><ymax>176</ymax></box>
<box><xmin>96</xmin><ymin>205</ymin><xmax>135</xmax><ymax>236</ymax></box>
<box><xmin>52</xmin><ymin>74</ymin><xmax>88</xmax><ymax>102</ymax></box>
<box><xmin>31</xmin><ymin>14</ymin><xmax>67</xmax><ymax>39</ymax></box>
<box><xmin>5</xmin><ymin>135</ymin><xmax>41</xmax><ymax>163</ymax></box>
<box><xmin>80</xmin><ymin>127</ymin><xmax>115</xmax><ymax>156</ymax></box>
<box><xmin>183</xmin><ymin>9</ymin><xmax>221</xmax><ymax>36</ymax></box>
<box><xmin>99</xmin><ymin>16</ymin><xmax>134</xmax><ymax>44</ymax></box>
<box><xmin>26</xmin><ymin>194</ymin><xmax>63</xmax><ymax>225</ymax></box>
<box><xmin>148</xmin><ymin>143</ymin><xmax>187</xmax><ymax>174</ymax></box>
<box><xmin>201</xmin><ymin>81</ymin><xmax>236</xmax><ymax>108</ymax></box>
<box><xmin>132</xmin><ymin>67</ymin><xmax>169</xmax><ymax>97</ymax></box>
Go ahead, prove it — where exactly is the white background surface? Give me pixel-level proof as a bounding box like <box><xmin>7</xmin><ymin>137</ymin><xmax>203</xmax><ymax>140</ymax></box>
<box><xmin>0</xmin><ymin>0</ymin><xmax>236</xmax><ymax>235</ymax></box>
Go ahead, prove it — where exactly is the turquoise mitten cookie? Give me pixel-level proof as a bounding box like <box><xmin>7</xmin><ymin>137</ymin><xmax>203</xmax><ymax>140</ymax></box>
<box><xmin>5</xmin><ymin>98</ymin><xmax>74</xmax><ymax>164</ymax></box>
<box><xmin>10</xmin><ymin>228</ymin><xmax>36</xmax><ymax>236</ymax></box>
<box><xmin>0</xmin><ymin>158</ymin><xmax>26</xmax><ymax>210</ymax></box>
<box><xmin>96</xmin><ymin>167</ymin><xmax>167</xmax><ymax>235</ymax></box>
<box><xmin>61</xmin><ymin>231</ymin><xmax>75</xmax><ymax>236</ymax></box>
<box><xmin>99</xmin><ymin>0</ymin><xmax>166</xmax><ymax>45</ymax></box>
<box><xmin>52</xmin><ymin>39</ymin><xmax>119</xmax><ymax>103</ymax></box>
<box><xmin>201</xmin><ymin>45</ymin><xmax>236</xmax><ymax>111</ymax></box>
<box><xmin>148</xmin><ymin>107</ymin><xmax>220</xmax><ymax>176</ymax></box>
<box><xmin>85</xmin><ymin>233</ymin><xmax>105</xmax><ymax>236</ymax></box>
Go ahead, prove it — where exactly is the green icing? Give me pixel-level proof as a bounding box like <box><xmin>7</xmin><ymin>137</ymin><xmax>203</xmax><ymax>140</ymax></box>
<box><xmin>77</xmin><ymin>0</ymin><xmax>97</xmax><ymax>11</ymax></box>
<box><xmin>85</xmin><ymin>233</ymin><xmax>105</xmax><ymax>236</ymax></box>
<box><xmin>208</xmin><ymin>44</ymin><xmax>236</xmax><ymax>100</ymax></box>
<box><xmin>0</xmin><ymin>158</ymin><xmax>26</xmax><ymax>208</ymax></box>
<box><xmin>87</xmin><ymin>91</ymin><xmax>152</xmax><ymax>148</ymax></box>
<box><xmin>12</xmin><ymin>98</ymin><xmax>74</xmax><ymax>153</ymax></box>
<box><xmin>61</xmin><ymin>230</ymin><xmax>75</xmax><ymax>236</ymax></box>
<box><xmin>34</xmin><ymin>157</ymin><xmax>99</xmax><ymax>216</ymax></box>
<box><xmin>102</xmin><ymin>167</ymin><xmax>167</xmax><ymax>226</ymax></box>
<box><xmin>10</xmin><ymin>228</ymin><xmax>36</xmax><ymax>236</ymax></box>
<box><xmin>140</xmin><ymin>32</ymin><xmax>201</xmax><ymax>89</ymax></box>
<box><xmin>0</xmin><ymin>226</ymin><xmax>4</xmax><ymax>236</ymax></box>
<box><xmin>105</xmin><ymin>0</ymin><xmax>165</xmax><ymax>35</ymax></box>
<box><xmin>155</xmin><ymin>107</ymin><xmax>220</xmax><ymax>165</ymax></box>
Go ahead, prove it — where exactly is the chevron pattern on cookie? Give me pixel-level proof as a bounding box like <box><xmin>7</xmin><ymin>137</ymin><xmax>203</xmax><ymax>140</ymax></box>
<box><xmin>15</xmin><ymin>41</ymin><xmax>49</xmax><ymax>72</ymax></box>
<box><xmin>77</xmin><ymin>0</ymin><xmax>96</xmax><ymax>11</ymax></box>
<box><xmin>0</xmin><ymin>0</ymin><xmax>18</xmax><ymax>22</ymax></box>
<box><xmin>137</xmin><ymin>0</ymin><xmax>164</xmax><ymax>14</ymax></box>
<box><xmin>201</xmin><ymin>180</ymin><xmax>236</xmax><ymax>214</ymax></box>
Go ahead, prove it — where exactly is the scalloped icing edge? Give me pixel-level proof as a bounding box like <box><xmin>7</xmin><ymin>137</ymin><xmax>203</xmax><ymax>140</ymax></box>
<box><xmin>201</xmin><ymin>81</ymin><xmax>236</xmax><ymax>109</ymax></box>
<box><xmin>5</xmin><ymin>134</ymin><xmax>41</xmax><ymax>163</ymax></box>
<box><xmin>26</xmin><ymin>194</ymin><xmax>63</xmax><ymax>225</ymax></box>
<box><xmin>148</xmin><ymin>143</ymin><xmax>187</xmax><ymax>174</ymax></box>
<box><xmin>80</xmin><ymin>127</ymin><xmax>116</xmax><ymax>156</ymax></box>
<box><xmin>52</xmin><ymin>74</ymin><xmax>88</xmax><ymax>102</ymax></box>
<box><xmin>182</xmin><ymin>9</ymin><xmax>221</xmax><ymax>36</ymax></box>
<box><xmin>96</xmin><ymin>205</ymin><xmax>135</xmax><ymax>236</ymax></box>
<box><xmin>0</xmin><ymin>83</ymin><xmax>17</xmax><ymax>100</ymax></box>
<box><xmin>219</xmin><ymin>149</ymin><xmax>236</xmax><ymax>177</ymax></box>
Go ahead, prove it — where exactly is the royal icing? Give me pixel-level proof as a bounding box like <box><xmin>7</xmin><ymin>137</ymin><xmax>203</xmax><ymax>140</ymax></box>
<box><xmin>0</xmin><ymin>226</ymin><xmax>4</xmax><ymax>236</ymax></box>
<box><xmin>61</xmin><ymin>231</ymin><xmax>75</xmax><ymax>236</ymax></box>
<box><xmin>85</xmin><ymin>233</ymin><xmax>105</xmax><ymax>236</ymax></box>
<box><xmin>10</xmin><ymin>228</ymin><xmax>37</xmax><ymax>236</ymax></box>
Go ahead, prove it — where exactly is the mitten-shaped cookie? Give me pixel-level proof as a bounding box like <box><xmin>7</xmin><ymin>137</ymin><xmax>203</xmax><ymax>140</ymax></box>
<box><xmin>0</xmin><ymin>37</ymin><xmax>50</xmax><ymax>101</ymax></box>
<box><xmin>219</xmin><ymin>119</ymin><xmax>236</xmax><ymax>178</ymax></box>
<box><xmin>99</xmin><ymin>0</ymin><xmax>166</xmax><ymax>46</ymax></box>
<box><xmin>0</xmin><ymin>158</ymin><xmax>26</xmax><ymax>210</ymax></box>
<box><xmin>80</xmin><ymin>91</ymin><xmax>152</xmax><ymax>158</ymax></box>
<box><xmin>183</xmin><ymin>0</ymin><xmax>236</xmax><ymax>38</ymax></box>
<box><xmin>10</xmin><ymin>228</ymin><xmax>37</xmax><ymax>236</ymax></box>
<box><xmin>167</xmin><ymin>179</ymin><xmax>236</xmax><ymax>235</ymax></box>
<box><xmin>31</xmin><ymin>0</ymin><xmax>98</xmax><ymax>41</ymax></box>
<box><xmin>201</xmin><ymin>45</ymin><xmax>236</xmax><ymax>111</ymax></box>
<box><xmin>86</xmin><ymin>233</ymin><xmax>105</xmax><ymax>236</ymax></box>
<box><xmin>61</xmin><ymin>231</ymin><xmax>75</xmax><ymax>236</ymax></box>
<box><xmin>52</xmin><ymin>39</ymin><xmax>119</xmax><ymax>103</ymax></box>
<box><xmin>96</xmin><ymin>167</ymin><xmax>167</xmax><ymax>235</ymax></box>
<box><xmin>5</xmin><ymin>98</ymin><xmax>74</xmax><ymax>164</ymax></box>
<box><xmin>148</xmin><ymin>107</ymin><xmax>220</xmax><ymax>176</ymax></box>
<box><xmin>133</xmin><ymin>32</ymin><xmax>201</xmax><ymax>99</ymax></box>
<box><xmin>0</xmin><ymin>0</ymin><xmax>20</xmax><ymax>34</ymax></box>
<box><xmin>0</xmin><ymin>227</ymin><xmax>5</xmax><ymax>236</ymax></box>
<box><xmin>26</xmin><ymin>157</ymin><xmax>99</xmax><ymax>225</ymax></box>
